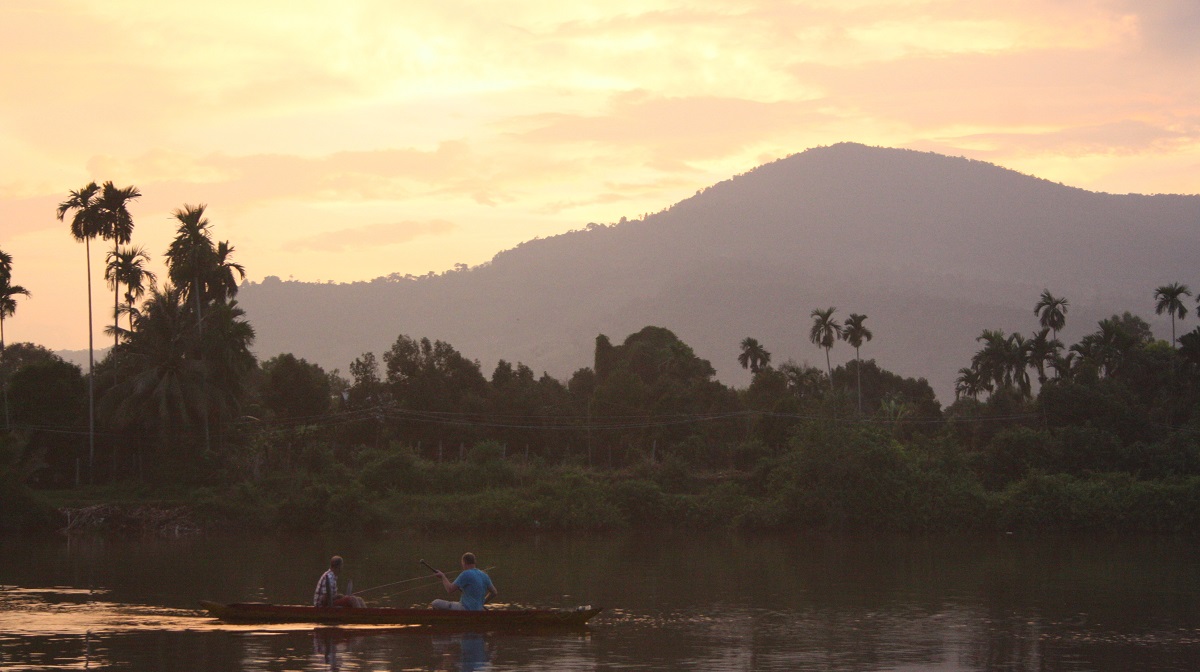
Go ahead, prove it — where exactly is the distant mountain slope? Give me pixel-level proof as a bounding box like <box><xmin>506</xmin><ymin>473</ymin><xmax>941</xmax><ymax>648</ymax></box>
<box><xmin>236</xmin><ymin>143</ymin><xmax>1200</xmax><ymax>402</ymax></box>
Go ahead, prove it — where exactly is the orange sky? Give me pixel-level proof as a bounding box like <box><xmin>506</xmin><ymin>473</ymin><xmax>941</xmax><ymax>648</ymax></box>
<box><xmin>2</xmin><ymin>0</ymin><xmax>1199</xmax><ymax>351</ymax></box>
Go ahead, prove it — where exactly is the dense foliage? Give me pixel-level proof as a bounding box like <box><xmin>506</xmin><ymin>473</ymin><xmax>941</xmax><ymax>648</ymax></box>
<box><xmin>5</xmin><ymin>192</ymin><xmax>1200</xmax><ymax>536</ymax></box>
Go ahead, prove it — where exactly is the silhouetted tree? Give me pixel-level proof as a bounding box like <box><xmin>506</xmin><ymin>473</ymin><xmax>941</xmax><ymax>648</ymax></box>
<box><xmin>737</xmin><ymin>337</ymin><xmax>771</xmax><ymax>374</ymax></box>
<box><xmin>1027</xmin><ymin>327</ymin><xmax>1062</xmax><ymax>385</ymax></box>
<box><xmin>57</xmin><ymin>181</ymin><xmax>104</xmax><ymax>475</ymax></box>
<box><xmin>809</xmin><ymin>307</ymin><xmax>841</xmax><ymax>387</ymax></box>
<box><xmin>1154</xmin><ymin>282</ymin><xmax>1192</xmax><ymax>348</ymax></box>
<box><xmin>96</xmin><ymin>182</ymin><xmax>141</xmax><ymax>348</ymax></box>
<box><xmin>204</xmin><ymin>240</ymin><xmax>246</xmax><ymax>303</ymax></box>
<box><xmin>105</xmin><ymin>245</ymin><xmax>156</xmax><ymax>338</ymax></box>
<box><xmin>1034</xmin><ymin>290</ymin><xmax>1069</xmax><ymax>341</ymax></box>
<box><xmin>842</xmin><ymin>313</ymin><xmax>872</xmax><ymax>412</ymax></box>
<box><xmin>954</xmin><ymin>366</ymin><xmax>989</xmax><ymax>401</ymax></box>
<box><xmin>260</xmin><ymin>354</ymin><xmax>331</xmax><ymax>420</ymax></box>
<box><xmin>0</xmin><ymin>254</ymin><xmax>30</xmax><ymax>431</ymax></box>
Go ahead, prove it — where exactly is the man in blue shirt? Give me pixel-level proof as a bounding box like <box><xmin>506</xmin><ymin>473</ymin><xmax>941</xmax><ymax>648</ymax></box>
<box><xmin>432</xmin><ymin>552</ymin><xmax>497</xmax><ymax>611</ymax></box>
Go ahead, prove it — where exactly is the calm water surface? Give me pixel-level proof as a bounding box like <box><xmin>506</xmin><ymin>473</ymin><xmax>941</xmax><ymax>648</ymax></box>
<box><xmin>1</xmin><ymin>532</ymin><xmax>1199</xmax><ymax>671</ymax></box>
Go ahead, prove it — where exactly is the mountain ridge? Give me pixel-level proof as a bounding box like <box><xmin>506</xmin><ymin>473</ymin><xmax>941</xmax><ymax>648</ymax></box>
<box><xmin>233</xmin><ymin>143</ymin><xmax>1200</xmax><ymax>402</ymax></box>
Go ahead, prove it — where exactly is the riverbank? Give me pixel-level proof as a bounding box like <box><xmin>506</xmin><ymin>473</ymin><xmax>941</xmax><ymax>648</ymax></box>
<box><xmin>12</xmin><ymin>451</ymin><xmax>1200</xmax><ymax>538</ymax></box>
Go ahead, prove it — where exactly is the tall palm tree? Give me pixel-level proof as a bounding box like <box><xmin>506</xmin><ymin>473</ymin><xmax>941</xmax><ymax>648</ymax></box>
<box><xmin>165</xmin><ymin>204</ymin><xmax>215</xmax><ymax>324</ymax></box>
<box><xmin>1034</xmin><ymin>290</ymin><xmax>1069</xmax><ymax>341</ymax></box>
<box><xmin>97</xmin><ymin>182</ymin><xmax>141</xmax><ymax>348</ymax></box>
<box><xmin>105</xmin><ymin>245</ymin><xmax>156</xmax><ymax>337</ymax></box>
<box><xmin>163</xmin><ymin>205</ymin><xmax>218</xmax><ymax>451</ymax></box>
<box><xmin>809</xmin><ymin>307</ymin><xmax>842</xmax><ymax>387</ymax></box>
<box><xmin>57</xmin><ymin>181</ymin><xmax>104</xmax><ymax>475</ymax></box>
<box><xmin>1154</xmin><ymin>283</ymin><xmax>1192</xmax><ymax>348</ymax></box>
<box><xmin>737</xmin><ymin>337</ymin><xmax>771</xmax><ymax>374</ymax></box>
<box><xmin>842</xmin><ymin>313</ymin><xmax>873</xmax><ymax>413</ymax></box>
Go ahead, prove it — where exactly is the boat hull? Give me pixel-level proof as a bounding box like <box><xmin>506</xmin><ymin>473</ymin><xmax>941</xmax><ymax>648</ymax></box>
<box><xmin>199</xmin><ymin>601</ymin><xmax>601</xmax><ymax>627</ymax></box>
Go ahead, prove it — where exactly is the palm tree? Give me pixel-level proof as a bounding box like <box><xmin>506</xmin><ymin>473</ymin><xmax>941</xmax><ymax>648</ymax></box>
<box><xmin>972</xmin><ymin>329</ymin><xmax>1032</xmax><ymax>397</ymax></box>
<box><xmin>1072</xmin><ymin>318</ymin><xmax>1137</xmax><ymax>379</ymax></box>
<box><xmin>779</xmin><ymin>361</ymin><xmax>825</xmax><ymax>400</ymax></box>
<box><xmin>105</xmin><ymin>245</ymin><xmax>156</xmax><ymax>337</ymax></box>
<box><xmin>842</xmin><ymin>313</ymin><xmax>873</xmax><ymax>413</ymax></box>
<box><xmin>1005</xmin><ymin>332</ymin><xmax>1033</xmax><ymax>398</ymax></box>
<box><xmin>99</xmin><ymin>285</ymin><xmax>207</xmax><ymax>446</ymax></box>
<box><xmin>1027</xmin><ymin>328</ymin><xmax>1062</xmax><ymax>384</ymax></box>
<box><xmin>0</xmin><ymin>278</ymin><xmax>30</xmax><ymax>352</ymax></box>
<box><xmin>737</xmin><ymin>337</ymin><xmax>771</xmax><ymax>374</ymax></box>
<box><xmin>809</xmin><ymin>307</ymin><xmax>842</xmax><ymax>387</ymax></box>
<box><xmin>57</xmin><ymin>181</ymin><xmax>104</xmax><ymax>475</ymax></box>
<box><xmin>0</xmin><ymin>272</ymin><xmax>30</xmax><ymax>430</ymax></box>
<box><xmin>0</xmin><ymin>248</ymin><xmax>12</xmax><ymax>282</ymax></box>
<box><xmin>163</xmin><ymin>205</ymin><xmax>222</xmax><ymax>452</ymax></box>
<box><xmin>203</xmin><ymin>240</ymin><xmax>246</xmax><ymax>303</ymax></box>
<box><xmin>972</xmin><ymin>329</ymin><xmax>1008</xmax><ymax>392</ymax></box>
<box><xmin>1034</xmin><ymin>290</ymin><xmax>1069</xmax><ymax>340</ymax></box>
<box><xmin>165</xmin><ymin>204</ymin><xmax>215</xmax><ymax>325</ymax></box>
<box><xmin>97</xmin><ymin>182</ymin><xmax>141</xmax><ymax>348</ymax></box>
<box><xmin>1154</xmin><ymin>283</ymin><xmax>1192</xmax><ymax>348</ymax></box>
<box><xmin>1049</xmin><ymin>350</ymin><xmax>1079</xmax><ymax>382</ymax></box>
<box><xmin>954</xmin><ymin>366</ymin><xmax>990</xmax><ymax>401</ymax></box>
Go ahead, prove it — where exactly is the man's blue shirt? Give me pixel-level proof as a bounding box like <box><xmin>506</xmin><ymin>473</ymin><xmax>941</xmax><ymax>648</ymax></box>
<box><xmin>453</xmin><ymin>568</ymin><xmax>495</xmax><ymax>610</ymax></box>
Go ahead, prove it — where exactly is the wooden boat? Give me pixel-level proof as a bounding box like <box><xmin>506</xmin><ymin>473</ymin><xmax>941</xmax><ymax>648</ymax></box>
<box><xmin>199</xmin><ymin>600</ymin><xmax>602</xmax><ymax>627</ymax></box>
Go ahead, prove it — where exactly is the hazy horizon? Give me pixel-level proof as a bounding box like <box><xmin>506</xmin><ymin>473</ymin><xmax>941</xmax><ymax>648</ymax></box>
<box><xmin>3</xmin><ymin>2</ymin><xmax>1199</xmax><ymax>354</ymax></box>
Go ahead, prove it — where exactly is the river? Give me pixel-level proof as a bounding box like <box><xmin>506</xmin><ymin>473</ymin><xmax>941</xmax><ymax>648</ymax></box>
<box><xmin>1</xmin><ymin>531</ymin><xmax>1198</xmax><ymax>671</ymax></box>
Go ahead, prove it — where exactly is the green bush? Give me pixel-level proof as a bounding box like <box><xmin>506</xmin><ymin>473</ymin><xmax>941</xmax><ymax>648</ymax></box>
<box><xmin>359</xmin><ymin>446</ymin><xmax>429</xmax><ymax>493</ymax></box>
<box><xmin>764</xmin><ymin>424</ymin><xmax>922</xmax><ymax>530</ymax></box>
<box><xmin>978</xmin><ymin>427</ymin><xmax>1059</xmax><ymax>488</ymax></box>
<box><xmin>610</xmin><ymin>479</ymin><xmax>668</xmax><ymax>524</ymax></box>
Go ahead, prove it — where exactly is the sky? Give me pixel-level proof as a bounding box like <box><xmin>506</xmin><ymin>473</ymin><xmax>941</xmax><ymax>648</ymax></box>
<box><xmin>2</xmin><ymin>0</ymin><xmax>1199</xmax><ymax>352</ymax></box>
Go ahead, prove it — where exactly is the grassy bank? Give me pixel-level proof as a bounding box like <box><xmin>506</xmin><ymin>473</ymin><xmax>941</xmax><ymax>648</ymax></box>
<box><xmin>14</xmin><ymin>429</ymin><xmax>1200</xmax><ymax>538</ymax></box>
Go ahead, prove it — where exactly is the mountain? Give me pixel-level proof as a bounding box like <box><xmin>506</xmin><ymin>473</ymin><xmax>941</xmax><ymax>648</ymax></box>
<box><xmin>235</xmin><ymin>143</ymin><xmax>1200</xmax><ymax>402</ymax></box>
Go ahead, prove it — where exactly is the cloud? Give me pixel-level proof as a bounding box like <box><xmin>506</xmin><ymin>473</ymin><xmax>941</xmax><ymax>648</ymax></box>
<box><xmin>1111</xmin><ymin>0</ymin><xmax>1200</xmax><ymax>60</ymax></box>
<box><xmin>282</xmin><ymin>219</ymin><xmax>457</xmax><ymax>252</ymax></box>
<box><xmin>926</xmin><ymin>119</ymin><xmax>1200</xmax><ymax>157</ymax></box>
<box><xmin>515</xmin><ymin>92</ymin><xmax>834</xmax><ymax>164</ymax></box>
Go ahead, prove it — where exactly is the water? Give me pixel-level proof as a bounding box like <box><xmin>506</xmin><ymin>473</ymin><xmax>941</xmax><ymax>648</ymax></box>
<box><xmin>2</xmin><ymin>532</ymin><xmax>1199</xmax><ymax>671</ymax></box>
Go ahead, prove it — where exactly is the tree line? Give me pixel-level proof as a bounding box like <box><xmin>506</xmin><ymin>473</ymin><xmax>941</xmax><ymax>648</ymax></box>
<box><xmin>4</xmin><ymin>185</ymin><xmax>1200</xmax><ymax>535</ymax></box>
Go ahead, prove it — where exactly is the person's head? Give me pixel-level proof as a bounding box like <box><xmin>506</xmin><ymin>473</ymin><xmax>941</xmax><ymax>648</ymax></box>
<box><xmin>330</xmin><ymin>556</ymin><xmax>343</xmax><ymax>572</ymax></box>
<box><xmin>461</xmin><ymin>552</ymin><xmax>476</xmax><ymax>569</ymax></box>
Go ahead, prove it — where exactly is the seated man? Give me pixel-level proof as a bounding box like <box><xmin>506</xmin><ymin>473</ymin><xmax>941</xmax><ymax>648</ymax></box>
<box><xmin>313</xmin><ymin>555</ymin><xmax>366</xmax><ymax>608</ymax></box>
<box><xmin>432</xmin><ymin>552</ymin><xmax>497</xmax><ymax>610</ymax></box>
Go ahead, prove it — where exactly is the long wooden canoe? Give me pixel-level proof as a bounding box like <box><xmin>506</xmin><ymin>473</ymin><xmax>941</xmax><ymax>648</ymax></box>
<box><xmin>200</xmin><ymin>600</ymin><xmax>602</xmax><ymax>627</ymax></box>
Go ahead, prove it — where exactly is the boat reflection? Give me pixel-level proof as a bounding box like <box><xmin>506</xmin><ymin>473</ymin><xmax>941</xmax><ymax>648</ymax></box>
<box><xmin>311</xmin><ymin>626</ymin><xmax>497</xmax><ymax>671</ymax></box>
<box><xmin>432</xmin><ymin>632</ymin><xmax>491</xmax><ymax>671</ymax></box>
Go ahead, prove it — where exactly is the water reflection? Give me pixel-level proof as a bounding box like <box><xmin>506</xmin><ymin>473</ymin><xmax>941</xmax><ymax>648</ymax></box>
<box><xmin>431</xmin><ymin>632</ymin><xmax>491</xmax><ymax>671</ymax></box>
<box><xmin>4</xmin><ymin>533</ymin><xmax>1200</xmax><ymax>671</ymax></box>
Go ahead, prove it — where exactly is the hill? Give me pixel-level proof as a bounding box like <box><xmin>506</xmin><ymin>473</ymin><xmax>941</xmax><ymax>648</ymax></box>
<box><xmin>234</xmin><ymin>143</ymin><xmax>1200</xmax><ymax>402</ymax></box>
